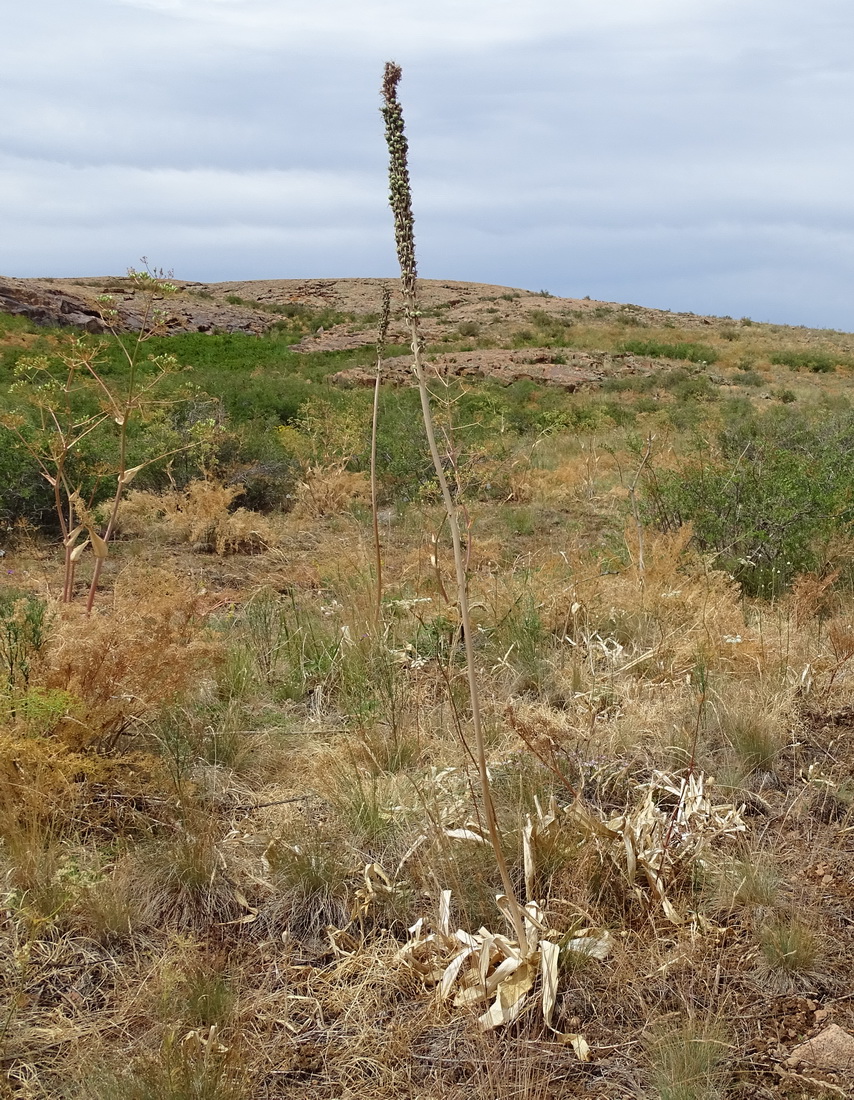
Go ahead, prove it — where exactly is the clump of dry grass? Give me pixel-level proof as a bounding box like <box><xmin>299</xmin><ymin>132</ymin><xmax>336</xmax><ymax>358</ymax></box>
<box><xmin>756</xmin><ymin>914</ymin><xmax>823</xmax><ymax>991</ymax></box>
<box><xmin>647</xmin><ymin>1016</ymin><xmax>731</xmax><ymax>1100</ymax></box>
<box><xmin>126</xmin><ymin>823</ymin><xmax>246</xmax><ymax>933</ymax></box>
<box><xmin>711</xmin><ymin>682</ymin><xmax>790</xmax><ymax>785</ymax></box>
<box><xmin>117</xmin><ymin>480</ymin><xmax>277</xmax><ymax>554</ymax></box>
<box><xmin>291</xmin><ymin>464</ymin><xmax>371</xmax><ymax>518</ymax></box>
<box><xmin>260</xmin><ymin>818</ymin><xmax>355</xmax><ymax>936</ymax></box>
<box><xmin>84</xmin><ymin>1034</ymin><xmax>250</xmax><ymax>1100</ymax></box>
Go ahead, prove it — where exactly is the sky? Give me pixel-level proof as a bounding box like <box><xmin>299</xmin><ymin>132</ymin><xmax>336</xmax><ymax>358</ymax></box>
<box><xmin>2</xmin><ymin>0</ymin><xmax>854</xmax><ymax>329</ymax></box>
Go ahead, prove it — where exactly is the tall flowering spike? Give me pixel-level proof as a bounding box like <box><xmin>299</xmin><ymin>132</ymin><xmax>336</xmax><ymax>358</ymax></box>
<box><xmin>381</xmin><ymin>62</ymin><xmax>418</xmax><ymax>306</ymax></box>
<box><xmin>377</xmin><ymin>62</ymin><xmax>529</xmax><ymax>952</ymax></box>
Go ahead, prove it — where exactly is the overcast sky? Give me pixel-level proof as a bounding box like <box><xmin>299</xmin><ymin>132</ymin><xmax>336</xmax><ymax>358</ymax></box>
<box><xmin>3</xmin><ymin>0</ymin><xmax>853</xmax><ymax>328</ymax></box>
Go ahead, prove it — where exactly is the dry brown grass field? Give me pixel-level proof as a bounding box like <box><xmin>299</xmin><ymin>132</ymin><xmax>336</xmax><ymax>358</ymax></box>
<box><xmin>2</xmin><ymin>274</ymin><xmax>854</xmax><ymax>1099</ymax></box>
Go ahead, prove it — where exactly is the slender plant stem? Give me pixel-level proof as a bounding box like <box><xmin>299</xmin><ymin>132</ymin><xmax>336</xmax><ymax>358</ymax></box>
<box><xmin>381</xmin><ymin>62</ymin><xmax>527</xmax><ymax>951</ymax></box>
<box><xmin>627</xmin><ymin>433</ymin><xmax>654</xmax><ymax>583</ymax></box>
<box><xmin>371</xmin><ymin>285</ymin><xmax>392</xmax><ymax>623</ymax></box>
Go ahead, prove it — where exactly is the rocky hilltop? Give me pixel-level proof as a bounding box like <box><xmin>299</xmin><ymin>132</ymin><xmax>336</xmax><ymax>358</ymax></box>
<box><xmin>0</xmin><ymin>274</ymin><xmax>725</xmax><ymax>337</ymax></box>
<box><xmin>0</xmin><ymin>274</ymin><xmax>742</xmax><ymax>391</ymax></box>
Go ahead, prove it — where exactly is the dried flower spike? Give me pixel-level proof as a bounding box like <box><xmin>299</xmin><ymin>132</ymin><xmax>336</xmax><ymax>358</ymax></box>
<box><xmin>381</xmin><ymin>62</ymin><xmax>418</xmax><ymax>308</ymax></box>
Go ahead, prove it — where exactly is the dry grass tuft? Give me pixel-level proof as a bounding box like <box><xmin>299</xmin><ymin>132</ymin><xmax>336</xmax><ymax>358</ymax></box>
<box><xmin>756</xmin><ymin>914</ymin><xmax>824</xmax><ymax>991</ymax></box>
<box><xmin>291</xmin><ymin>464</ymin><xmax>371</xmax><ymax>518</ymax></box>
<box><xmin>647</xmin><ymin>1016</ymin><xmax>731</xmax><ymax>1100</ymax></box>
<box><xmin>117</xmin><ymin>480</ymin><xmax>278</xmax><ymax>554</ymax></box>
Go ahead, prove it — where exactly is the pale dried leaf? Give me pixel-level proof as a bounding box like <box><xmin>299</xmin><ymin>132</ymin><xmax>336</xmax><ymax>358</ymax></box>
<box><xmin>484</xmin><ymin>955</ymin><xmax>523</xmax><ymax>997</ymax></box>
<box><xmin>523</xmin><ymin>901</ymin><xmax>545</xmax><ymax>953</ymax></box>
<box><xmin>69</xmin><ymin>538</ymin><xmax>90</xmax><ymax>563</ymax></box>
<box><xmin>364</xmin><ymin>862</ymin><xmax>393</xmax><ymax>891</ymax></box>
<box><xmin>439</xmin><ymin>889</ymin><xmax>452</xmax><ymax>937</ymax></box>
<box><xmin>491</xmin><ymin>931</ymin><xmax>521</xmax><ymax>960</ymax></box>
<box><xmin>118</xmin><ymin>463</ymin><xmax>145</xmax><ymax>488</ymax></box>
<box><xmin>495</xmin><ymin>895</ymin><xmax>528</xmax><ymax>946</ymax></box>
<box><xmin>454</xmin><ymin>929</ymin><xmax>480</xmax><ymax>949</ymax></box>
<box><xmin>477</xmin><ymin>961</ymin><xmax>534</xmax><ymax>1030</ymax></box>
<box><xmin>445</xmin><ymin>828</ymin><xmax>488</xmax><ymax>843</ymax></box>
<box><xmin>440</xmin><ymin>948</ymin><xmax>474</xmax><ymax>1000</ymax></box>
<box><xmin>540</xmin><ymin>939</ymin><xmax>560</xmax><ymax>1028</ymax></box>
<box><xmin>219</xmin><ymin>912</ymin><xmax>258</xmax><ymax>926</ymax></box>
<box><xmin>233</xmin><ymin>889</ymin><xmax>256</xmax><ymax>913</ymax></box>
<box><xmin>454</xmin><ymin>984</ymin><xmax>489</xmax><ymax>1008</ymax></box>
<box><xmin>478</xmin><ymin>991</ymin><xmax>529</xmax><ymax>1030</ymax></box>
<box><xmin>89</xmin><ymin>529</ymin><xmax>109</xmax><ymax>560</ymax></box>
<box><xmin>63</xmin><ymin>524</ymin><xmax>85</xmax><ymax>549</ymax></box>
<box><xmin>523</xmin><ymin>814</ymin><xmax>536</xmax><ymax>900</ymax></box>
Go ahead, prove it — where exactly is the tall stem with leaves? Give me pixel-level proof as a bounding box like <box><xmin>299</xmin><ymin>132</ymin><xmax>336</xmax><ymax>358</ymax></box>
<box><xmin>84</xmin><ymin>268</ymin><xmax>180</xmax><ymax>611</ymax></box>
<box><xmin>381</xmin><ymin>62</ymin><xmax>527</xmax><ymax>951</ymax></box>
<box><xmin>2</xmin><ymin>267</ymin><xmax>190</xmax><ymax>608</ymax></box>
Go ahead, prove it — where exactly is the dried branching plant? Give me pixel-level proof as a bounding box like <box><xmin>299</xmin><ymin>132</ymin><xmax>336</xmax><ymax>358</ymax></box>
<box><xmin>0</xmin><ymin>266</ymin><xmax>196</xmax><ymax>608</ymax></box>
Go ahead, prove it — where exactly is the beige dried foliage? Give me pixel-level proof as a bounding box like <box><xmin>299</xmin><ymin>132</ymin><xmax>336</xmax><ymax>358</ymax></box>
<box><xmin>117</xmin><ymin>480</ymin><xmax>277</xmax><ymax>554</ymax></box>
<box><xmin>510</xmin><ymin>447</ymin><xmax>621</xmax><ymax>507</ymax></box>
<box><xmin>42</xmin><ymin>565</ymin><xmax>221</xmax><ymax>748</ymax></box>
<box><xmin>790</xmin><ymin>569</ymin><xmax>840</xmax><ymax>627</ymax></box>
<box><xmin>565</xmin><ymin>772</ymin><xmax>746</xmax><ymax>923</ymax></box>
<box><xmin>534</xmin><ymin>527</ymin><xmax>757</xmax><ymax>678</ymax></box>
<box><xmin>291</xmin><ymin>464</ymin><xmax>371</xmax><ymax>518</ymax></box>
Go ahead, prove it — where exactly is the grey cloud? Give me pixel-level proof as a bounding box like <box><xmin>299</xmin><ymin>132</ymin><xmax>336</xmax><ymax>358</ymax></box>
<box><xmin>3</xmin><ymin>0</ymin><xmax>854</xmax><ymax>327</ymax></box>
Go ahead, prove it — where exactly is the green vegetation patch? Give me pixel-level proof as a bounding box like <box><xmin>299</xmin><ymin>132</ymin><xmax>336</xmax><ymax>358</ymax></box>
<box><xmin>620</xmin><ymin>338</ymin><xmax>719</xmax><ymax>364</ymax></box>
<box><xmin>768</xmin><ymin>348</ymin><xmax>849</xmax><ymax>372</ymax></box>
<box><xmin>643</xmin><ymin>400</ymin><xmax>854</xmax><ymax>596</ymax></box>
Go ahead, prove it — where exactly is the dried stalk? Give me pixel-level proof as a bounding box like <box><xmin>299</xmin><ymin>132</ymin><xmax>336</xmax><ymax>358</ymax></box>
<box><xmin>370</xmin><ymin>285</ymin><xmax>392</xmax><ymax>623</ymax></box>
<box><xmin>381</xmin><ymin>61</ymin><xmax>527</xmax><ymax>951</ymax></box>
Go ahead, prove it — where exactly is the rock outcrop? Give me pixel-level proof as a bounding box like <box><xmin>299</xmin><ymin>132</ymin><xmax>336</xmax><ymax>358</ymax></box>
<box><xmin>0</xmin><ymin>278</ymin><xmax>106</xmax><ymax>332</ymax></box>
<box><xmin>331</xmin><ymin>348</ymin><xmax>655</xmax><ymax>391</ymax></box>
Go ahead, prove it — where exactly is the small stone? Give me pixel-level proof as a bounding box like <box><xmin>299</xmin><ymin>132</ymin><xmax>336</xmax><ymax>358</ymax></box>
<box><xmin>789</xmin><ymin>1024</ymin><xmax>854</xmax><ymax>1072</ymax></box>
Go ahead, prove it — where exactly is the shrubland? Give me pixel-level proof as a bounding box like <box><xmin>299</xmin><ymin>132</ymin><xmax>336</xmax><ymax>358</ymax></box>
<box><xmin>4</xmin><ymin>141</ymin><xmax>854</xmax><ymax>1100</ymax></box>
<box><xmin>2</xmin><ymin>283</ymin><xmax>854</xmax><ymax>1098</ymax></box>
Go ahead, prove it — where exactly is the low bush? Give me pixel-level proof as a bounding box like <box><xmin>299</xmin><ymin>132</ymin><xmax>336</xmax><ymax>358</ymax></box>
<box><xmin>117</xmin><ymin>481</ymin><xmax>278</xmax><ymax>554</ymax></box>
<box><xmin>620</xmin><ymin>338</ymin><xmax>719</xmax><ymax>364</ymax></box>
<box><xmin>769</xmin><ymin>348</ymin><xmax>848</xmax><ymax>372</ymax></box>
<box><xmin>643</xmin><ymin>403</ymin><xmax>854</xmax><ymax>595</ymax></box>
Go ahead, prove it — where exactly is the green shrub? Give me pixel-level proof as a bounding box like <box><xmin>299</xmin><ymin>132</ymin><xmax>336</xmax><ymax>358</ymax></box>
<box><xmin>620</xmin><ymin>339</ymin><xmax>719</xmax><ymax>364</ymax></box>
<box><xmin>643</xmin><ymin>404</ymin><xmax>854</xmax><ymax>596</ymax></box>
<box><xmin>0</xmin><ymin>590</ymin><xmax>51</xmax><ymax>692</ymax></box>
<box><xmin>732</xmin><ymin>369</ymin><xmax>764</xmax><ymax>387</ymax></box>
<box><xmin>769</xmin><ymin>349</ymin><xmax>847</xmax><ymax>372</ymax></box>
<box><xmin>668</xmin><ymin>374</ymin><xmax>718</xmax><ymax>402</ymax></box>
